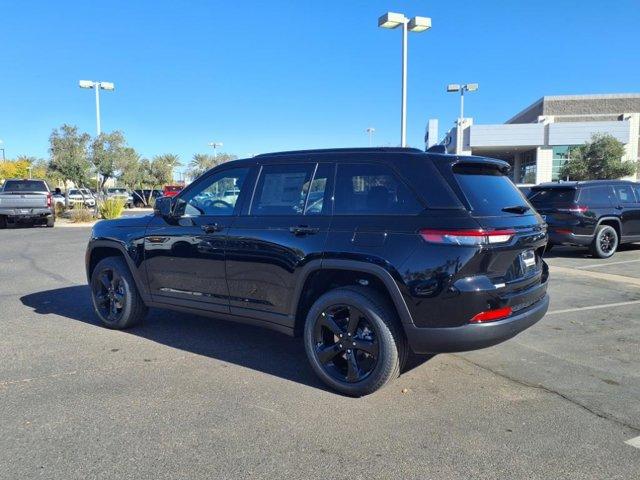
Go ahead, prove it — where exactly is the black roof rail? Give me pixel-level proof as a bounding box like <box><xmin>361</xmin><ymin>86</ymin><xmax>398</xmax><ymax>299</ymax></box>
<box><xmin>254</xmin><ymin>147</ymin><xmax>425</xmax><ymax>157</ymax></box>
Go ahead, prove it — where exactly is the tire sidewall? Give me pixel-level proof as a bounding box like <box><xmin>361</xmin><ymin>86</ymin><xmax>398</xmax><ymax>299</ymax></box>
<box><xmin>90</xmin><ymin>258</ymin><xmax>137</xmax><ymax>329</ymax></box>
<box><xmin>303</xmin><ymin>289</ymin><xmax>399</xmax><ymax>396</ymax></box>
<box><xmin>593</xmin><ymin>225</ymin><xmax>618</xmax><ymax>258</ymax></box>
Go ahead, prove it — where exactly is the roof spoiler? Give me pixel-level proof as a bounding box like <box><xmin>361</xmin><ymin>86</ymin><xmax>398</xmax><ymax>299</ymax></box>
<box><xmin>426</xmin><ymin>144</ymin><xmax>447</xmax><ymax>154</ymax></box>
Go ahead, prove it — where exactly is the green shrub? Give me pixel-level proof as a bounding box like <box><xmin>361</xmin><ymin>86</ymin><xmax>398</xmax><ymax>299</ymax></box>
<box><xmin>70</xmin><ymin>204</ymin><xmax>95</xmax><ymax>223</ymax></box>
<box><xmin>99</xmin><ymin>198</ymin><xmax>126</xmax><ymax>219</ymax></box>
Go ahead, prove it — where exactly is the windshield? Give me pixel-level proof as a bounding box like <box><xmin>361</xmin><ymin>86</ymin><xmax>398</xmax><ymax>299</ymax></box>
<box><xmin>2</xmin><ymin>180</ymin><xmax>48</xmax><ymax>192</ymax></box>
<box><xmin>108</xmin><ymin>189</ymin><xmax>127</xmax><ymax>194</ymax></box>
<box><xmin>528</xmin><ymin>187</ymin><xmax>577</xmax><ymax>205</ymax></box>
<box><xmin>452</xmin><ymin>164</ymin><xmax>528</xmax><ymax>216</ymax></box>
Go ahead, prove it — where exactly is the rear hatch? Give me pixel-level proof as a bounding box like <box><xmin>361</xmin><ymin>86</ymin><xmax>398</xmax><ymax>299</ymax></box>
<box><xmin>527</xmin><ymin>185</ymin><xmax>579</xmax><ymax>225</ymax></box>
<box><xmin>434</xmin><ymin>158</ymin><xmax>548</xmax><ymax>312</ymax></box>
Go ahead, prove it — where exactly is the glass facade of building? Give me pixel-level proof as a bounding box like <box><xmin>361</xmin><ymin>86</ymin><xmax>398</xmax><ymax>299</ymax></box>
<box><xmin>519</xmin><ymin>150</ymin><xmax>537</xmax><ymax>183</ymax></box>
<box><xmin>551</xmin><ymin>146</ymin><xmax>577</xmax><ymax>181</ymax></box>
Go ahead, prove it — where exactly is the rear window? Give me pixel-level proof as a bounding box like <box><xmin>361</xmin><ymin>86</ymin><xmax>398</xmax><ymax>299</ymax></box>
<box><xmin>452</xmin><ymin>164</ymin><xmax>527</xmax><ymax>216</ymax></box>
<box><xmin>2</xmin><ymin>180</ymin><xmax>48</xmax><ymax>192</ymax></box>
<box><xmin>528</xmin><ymin>187</ymin><xmax>577</xmax><ymax>205</ymax></box>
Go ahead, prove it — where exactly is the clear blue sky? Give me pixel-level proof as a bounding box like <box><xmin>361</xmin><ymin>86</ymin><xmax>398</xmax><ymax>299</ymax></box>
<box><xmin>1</xmin><ymin>0</ymin><xmax>639</xmax><ymax>174</ymax></box>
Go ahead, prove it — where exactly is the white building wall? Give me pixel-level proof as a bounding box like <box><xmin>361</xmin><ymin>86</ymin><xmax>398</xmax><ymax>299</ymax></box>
<box><xmin>535</xmin><ymin>147</ymin><xmax>553</xmax><ymax>184</ymax></box>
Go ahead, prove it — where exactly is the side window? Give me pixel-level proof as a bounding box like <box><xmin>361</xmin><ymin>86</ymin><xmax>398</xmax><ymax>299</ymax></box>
<box><xmin>579</xmin><ymin>186</ymin><xmax>614</xmax><ymax>206</ymax></box>
<box><xmin>180</xmin><ymin>167</ymin><xmax>249</xmax><ymax>216</ymax></box>
<box><xmin>613</xmin><ymin>184</ymin><xmax>637</xmax><ymax>204</ymax></box>
<box><xmin>304</xmin><ymin>163</ymin><xmax>333</xmax><ymax>215</ymax></box>
<box><xmin>252</xmin><ymin>164</ymin><xmax>315</xmax><ymax>216</ymax></box>
<box><xmin>635</xmin><ymin>186</ymin><xmax>640</xmax><ymax>204</ymax></box>
<box><xmin>334</xmin><ymin>163</ymin><xmax>423</xmax><ymax>215</ymax></box>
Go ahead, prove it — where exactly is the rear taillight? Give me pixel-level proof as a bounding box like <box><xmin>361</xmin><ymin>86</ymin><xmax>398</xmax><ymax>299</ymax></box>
<box><xmin>47</xmin><ymin>193</ymin><xmax>52</xmax><ymax>208</ymax></box>
<box><xmin>558</xmin><ymin>205</ymin><xmax>588</xmax><ymax>213</ymax></box>
<box><xmin>419</xmin><ymin>228</ymin><xmax>516</xmax><ymax>246</ymax></box>
<box><xmin>470</xmin><ymin>306</ymin><xmax>512</xmax><ymax>323</ymax></box>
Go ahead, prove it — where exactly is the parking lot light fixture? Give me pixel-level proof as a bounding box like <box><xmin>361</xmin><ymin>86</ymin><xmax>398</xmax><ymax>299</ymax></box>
<box><xmin>365</xmin><ymin>127</ymin><xmax>375</xmax><ymax>147</ymax></box>
<box><xmin>447</xmin><ymin>83</ymin><xmax>479</xmax><ymax>122</ymax></box>
<box><xmin>378</xmin><ymin>11</ymin><xmax>431</xmax><ymax>147</ymax></box>
<box><xmin>78</xmin><ymin>80</ymin><xmax>116</xmax><ymax>135</ymax></box>
<box><xmin>208</xmin><ymin>142</ymin><xmax>223</xmax><ymax>159</ymax></box>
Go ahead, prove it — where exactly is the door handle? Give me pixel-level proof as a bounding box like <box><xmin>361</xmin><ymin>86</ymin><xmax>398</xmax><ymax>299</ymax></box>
<box><xmin>289</xmin><ymin>225</ymin><xmax>319</xmax><ymax>236</ymax></box>
<box><xmin>201</xmin><ymin>223</ymin><xmax>223</xmax><ymax>233</ymax></box>
<box><xmin>615</xmin><ymin>205</ymin><xmax>624</xmax><ymax>210</ymax></box>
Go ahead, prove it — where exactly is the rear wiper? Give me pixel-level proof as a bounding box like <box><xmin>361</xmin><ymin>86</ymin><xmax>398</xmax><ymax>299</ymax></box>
<box><xmin>502</xmin><ymin>205</ymin><xmax>530</xmax><ymax>214</ymax></box>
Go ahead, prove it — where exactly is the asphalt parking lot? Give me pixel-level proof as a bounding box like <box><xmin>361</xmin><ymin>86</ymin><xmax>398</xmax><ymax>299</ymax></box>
<box><xmin>1</xmin><ymin>224</ymin><xmax>639</xmax><ymax>479</ymax></box>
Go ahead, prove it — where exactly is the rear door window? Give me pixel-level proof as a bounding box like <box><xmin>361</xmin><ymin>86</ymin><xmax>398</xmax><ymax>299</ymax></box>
<box><xmin>252</xmin><ymin>164</ymin><xmax>315</xmax><ymax>216</ymax></box>
<box><xmin>578</xmin><ymin>186</ymin><xmax>615</xmax><ymax>206</ymax></box>
<box><xmin>613</xmin><ymin>184</ymin><xmax>637</xmax><ymax>204</ymax></box>
<box><xmin>334</xmin><ymin>163</ymin><xmax>423</xmax><ymax>215</ymax></box>
<box><xmin>452</xmin><ymin>164</ymin><xmax>527</xmax><ymax>215</ymax></box>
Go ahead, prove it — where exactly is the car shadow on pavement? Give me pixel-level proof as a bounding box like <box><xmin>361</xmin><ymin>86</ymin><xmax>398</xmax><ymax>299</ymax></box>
<box><xmin>20</xmin><ymin>285</ymin><xmax>434</xmax><ymax>393</ymax></box>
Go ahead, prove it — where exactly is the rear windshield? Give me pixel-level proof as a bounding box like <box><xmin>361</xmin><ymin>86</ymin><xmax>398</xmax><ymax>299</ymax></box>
<box><xmin>2</xmin><ymin>180</ymin><xmax>48</xmax><ymax>192</ymax></box>
<box><xmin>452</xmin><ymin>164</ymin><xmax>527</xmax><ymax>216</ymax></box>
<box><xmin>108</xmin><ymin>188</ymin><xmax>127</xmax><ymax>194</ymax></box>
<box><xmin>528</xmin><ymin>187</ymin><xmax>577</xmax><ymax>205</ymax></box>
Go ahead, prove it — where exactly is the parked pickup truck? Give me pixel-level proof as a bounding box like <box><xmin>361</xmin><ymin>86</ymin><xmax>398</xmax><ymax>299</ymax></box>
<box><xmin>0</xmin><ymin>179</ymin><xmax>55</xmax><ymax>228</ymax></box>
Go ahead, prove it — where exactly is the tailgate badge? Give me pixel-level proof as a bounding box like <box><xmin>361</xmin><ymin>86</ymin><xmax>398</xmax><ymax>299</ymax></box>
<box><xmin>520</xmin><ymin>249</ymin><xmax>536</xmax><ymax>269</ymax></box>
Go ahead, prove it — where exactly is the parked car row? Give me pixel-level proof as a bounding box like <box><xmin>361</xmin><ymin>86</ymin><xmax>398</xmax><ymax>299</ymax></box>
<box><xmin>524</xmin><ymin>180</ymin><xmax>640</xmax><ymax>258</ymax></box>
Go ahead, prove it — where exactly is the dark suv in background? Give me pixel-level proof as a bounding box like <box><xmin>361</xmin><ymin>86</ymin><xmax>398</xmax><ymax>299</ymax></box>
<box><xmin>86</xmin><ymin>148</ymin><xmax>549</xmax><ymax>396</ymax></box>
<box><xmin>528</xmin><ymin>180</ymin><xmax>640</xmax><ymax>258</ymax></box>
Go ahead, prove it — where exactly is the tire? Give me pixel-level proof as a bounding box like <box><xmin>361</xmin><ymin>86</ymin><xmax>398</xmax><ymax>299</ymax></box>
<box><xmin>90</xmin><ymin>256</ymin><xmax>147</xmax><ymax>329</ymax></box>
<box><xmin>0</xmin><ymin>216</ymin><xmax>6</xmax><ymax>229</ymax></box>
<box><xmin>589</xmin><ymin>225</ymin><xmax>618</xmax><ymax>259</ymax></box>
<box><xmin>303</xmin><ymin>286</ymin><xmax>406</xmax><ymax>397</ymax></box>
<box><xmin>46</xmin><ymin>216</ymin><xmax>55</xmax><ymax>228</ymax></box>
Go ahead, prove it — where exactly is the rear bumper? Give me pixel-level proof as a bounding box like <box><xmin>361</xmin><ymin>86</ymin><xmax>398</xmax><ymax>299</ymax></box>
<box><xmin>404</xmin><ymin>294</ymin><xmax>549</xmax><ymax>354</ymax></box>
<box><xmin>548</xmin><ymin>230</ymin><xmax>593</xmax><ymax>246</ymax></box>
<box><xmin>0</xmin><ymin>208</ymin><xmax>54</xmax><ymax>221</ymax></box>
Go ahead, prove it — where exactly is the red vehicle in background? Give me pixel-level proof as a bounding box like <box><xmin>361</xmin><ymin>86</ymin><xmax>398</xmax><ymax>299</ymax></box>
<box><xmin>162</xmin><ymin>185</ymin><xmax>183</xmax><ymax>198</ymax></box>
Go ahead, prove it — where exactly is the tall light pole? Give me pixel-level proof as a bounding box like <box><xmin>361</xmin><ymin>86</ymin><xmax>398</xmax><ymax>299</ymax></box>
<box><xmin>446</xmin><ymin>83</ymin><xmax>479</xmax><ymax>123</ymax></box>
<box><xmin>365</xmin><ymin>127</ymin><xmax>376</xmax><ymax>147</ymax></box>
<box><xmin>79</xmin><ymin>80</ymin><xmax>115</xmax><ymax>135</ymax></box>
<box><xmin>0</xmin><ymin>139</ymin><xmax>5</xmax><ymax>161</ymax></box>
<box><xmin>208</xmin><ymin>142</ymin><xmax>223</xmax><ymax>159</ymax></box>
<box><xmin>378</xmin><ymin>12</ymin><xmax>431</xmax><ymax>147</ymax></box>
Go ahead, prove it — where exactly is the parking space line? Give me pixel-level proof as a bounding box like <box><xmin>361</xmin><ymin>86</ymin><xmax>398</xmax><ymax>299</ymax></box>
<box><xmin>550</xmin><ymin>265</ymin><xmax>640</xmax><ymax>287</ymax></box>
<box><xmin>625</xmin><ymin>435</ymin><xmax>640</xmax><ymax>449</ymax></box>
<box><xmin>576</xmin><ymin>259</ymin><xmax>640</xmax><ymax>270</ymax></box>
<box><xmin>547</xmin><ymin>299</ymin><xmax>640</xmax><ymax>315</ymax></box>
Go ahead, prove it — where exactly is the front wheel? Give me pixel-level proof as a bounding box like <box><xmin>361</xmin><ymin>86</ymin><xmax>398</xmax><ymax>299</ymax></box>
<box><xmin>590</xmin><ymin>225</ymin><xmax>618</xmax><ymax>258</ymax></box>
<box><xmin>90</xmin><ymin>256</ymin><xmax>147</xmax><ymax>329</ymax></box>
<box><xmin>303</xmin><ymin>286</ymin><xmax>406</xmax><ymax>396</ymax></box>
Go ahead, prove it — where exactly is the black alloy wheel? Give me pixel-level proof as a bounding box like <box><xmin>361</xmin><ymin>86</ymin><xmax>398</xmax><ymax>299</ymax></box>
<box><xmin>590</xmin><ymin>225</ymin><xmax>618</xmax><ymax>259</ymax></box>
<box><xmin>92</xmin><ymin>268</ymin><xmax>127</xmax><ymax>323</ymax></box>
<box><xmin>90</xmin><ymin>256</ymin><xmax>147</xmax><ymax>329</ymax></box>
<box><xmin>304</xmin><ymin>286</ymin><xmax>405</xmax><ymax>396</ymax></box>
<box><xmin>312</xmin><ymin>304</ymin><xmax>379</xmax><ymax>383</ymax></box>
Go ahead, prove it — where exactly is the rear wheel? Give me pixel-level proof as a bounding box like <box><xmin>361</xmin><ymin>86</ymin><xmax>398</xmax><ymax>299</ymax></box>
<box><xmin>90</xmin><ymin>256</ymin><xmax>147</xmax><ymax>329</ymax></box>
<box><xmin>46</xmin><ymin>216</ymin><xmax>55</xmax><ymax>228</ymax></box>
<box><xmin>0</xmin><ymin>216</ymin><xmax>6</xmax><ymax>229</ymax></box>
<box><xmin>303</xmin><ymin>286</ymin><xmax>406</xmax><ymax>396</ymax></box>
<box><xmin>590</xmin><ymin>225</ymin><xmax>618</xmax><ymax>258</ymax></box>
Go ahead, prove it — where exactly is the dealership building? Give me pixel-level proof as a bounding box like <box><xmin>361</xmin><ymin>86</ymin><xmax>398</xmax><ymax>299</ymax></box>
<box><xmin>435</xmin><ymin>93</ymin><xmax>640</xmax><ymax>184</ymax></box>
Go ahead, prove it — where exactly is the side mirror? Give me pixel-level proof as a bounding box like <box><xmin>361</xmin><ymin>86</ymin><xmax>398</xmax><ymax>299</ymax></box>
<box><xmin>153</xmin><ymin>196</ymin><xmax>173</xmax><ymax>216</ymax></box>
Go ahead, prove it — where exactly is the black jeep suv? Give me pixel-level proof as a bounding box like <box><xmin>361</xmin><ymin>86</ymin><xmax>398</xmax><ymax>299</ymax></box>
<box><xmin>86</xmin><ymin>148</ymin><xmax>549</xmax><ymax>396</ymax></box>
<box><xmin>528</xmin><ymin>180</ymin><xmax>640</xmax><ymax>258</ymax></box>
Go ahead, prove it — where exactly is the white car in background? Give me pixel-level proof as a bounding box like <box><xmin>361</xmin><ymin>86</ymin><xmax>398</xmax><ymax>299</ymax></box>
<box><xmin>67</xmin><ymin>188</ymin><xmax>96</xmax><ymax>208</ymax></box>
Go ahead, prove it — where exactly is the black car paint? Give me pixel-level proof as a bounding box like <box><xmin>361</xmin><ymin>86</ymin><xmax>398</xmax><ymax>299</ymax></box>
<box><xmin>87</xmin><ymin>148</ymin><xmax>549</xmax><ymax>354</ymax></box>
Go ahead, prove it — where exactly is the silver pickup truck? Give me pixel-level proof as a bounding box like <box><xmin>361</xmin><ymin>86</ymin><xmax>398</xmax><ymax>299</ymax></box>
<box><xmin>0</xmin><ymin>179</ymin><xmax>55</xmax><ymax>228</ymax></box>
